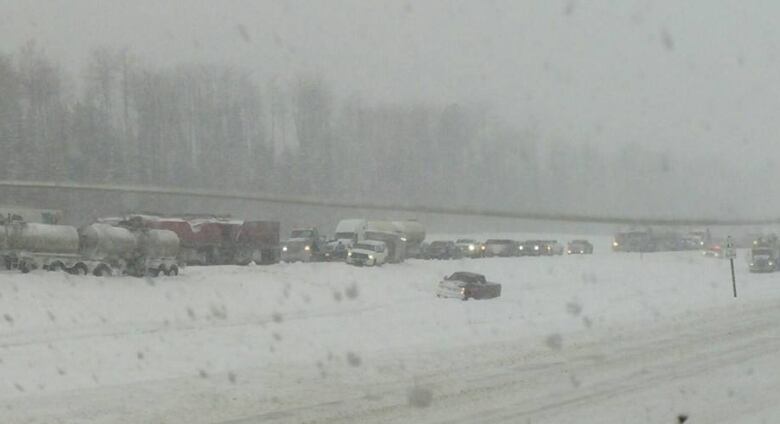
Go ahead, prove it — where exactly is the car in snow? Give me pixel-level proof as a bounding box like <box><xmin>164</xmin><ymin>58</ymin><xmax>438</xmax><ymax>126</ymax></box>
<box><xmin>702</xmin><ymin>241</ymin><xmax>726</xmax><ymax>258</ymax></box>
<box><xmin>540</xmin><ymin>240</ymin><xmax>564</xmax><ymax>256</ymax></box>
<box><xmin>519</xmin><ymin>240</ymin><xmax>544</xmax><ymax>256</ymax></box>
<box><xmin>346</xmin><ymin>240</ymin><xmax>388</xmax><ymax>266</ymax></box>
<box><xmin>483</xmin><ymin>239</ymin><xmax>519</xmax><ymax>257</ymax></box>
<box><xmin>436</xmin><ymin>272</ymin><xmax>502</xmax><ymax>300</ymax></box>
<box><xmin>424</xmin><ymin>240</ymin><xmax>463</xmax><ymax>260</ymax></box>
<box><xmin>455</xmin><ymin>239</ymin><xmax>484</xmax><ymax>258</ymax></box>
<box><xmin>567</xmin><ymin>239</ymin><xmax>594</xmax><ymax>255</ymax></box>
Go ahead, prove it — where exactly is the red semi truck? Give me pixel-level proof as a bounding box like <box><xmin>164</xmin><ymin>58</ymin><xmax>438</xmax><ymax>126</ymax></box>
<box><xmin>111</xmin><ymin>214</ymin><xmax>280</xmax><ymax>266</ymax></box>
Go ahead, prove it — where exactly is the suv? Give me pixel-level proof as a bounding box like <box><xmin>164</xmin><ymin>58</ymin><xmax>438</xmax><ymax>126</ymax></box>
<box><xmin>425</xmin><ymin>241</ymin><xmax>463</xmax><ymax>260</ymax></box>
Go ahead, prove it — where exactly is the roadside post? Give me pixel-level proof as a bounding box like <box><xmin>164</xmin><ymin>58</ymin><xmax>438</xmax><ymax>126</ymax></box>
<box><xmin>725</xmin><ymin>236</ymin><xmax>737</xmax><ymax>298</ymax></box>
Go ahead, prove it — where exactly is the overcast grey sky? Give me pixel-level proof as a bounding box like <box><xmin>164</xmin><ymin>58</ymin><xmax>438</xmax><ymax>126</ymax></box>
<box><xmin>2</xmin><ymin>0</ymin><xmax>779</xmax><ymax>158</ymax></box>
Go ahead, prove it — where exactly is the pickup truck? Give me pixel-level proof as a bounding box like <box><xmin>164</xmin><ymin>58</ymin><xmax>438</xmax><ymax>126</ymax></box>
<box><xmin>436</xmin><ymin>272</ymin><xmax>502</xmax><ymax>300</ymax></box>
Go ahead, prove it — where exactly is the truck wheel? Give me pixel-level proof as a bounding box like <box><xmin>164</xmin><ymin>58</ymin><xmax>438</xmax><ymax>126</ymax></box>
<box><xmin>69</xmin><ymin>264</ymin><xmax>88</xmax><ymax>276</ymax></box>
<box><xmin>19</xmin><ymin>262</ymin><xmax>31</xmax><ymax>274</ymax></box>
<box><xmin>48</xmin><ymin>262</ymin><xmax>64</xmax><ymax>272</ymax></box>
<box><xmin>93</xmin><ymin>265</ymin><xmax>110</xmax><ymax>277</ymax></box>
<box><xmin>166</xmin><ymin>265</ymin><xmax>179</xmax><ymax>276</ymax></box>
<box><xmin>149</xmin><ymin>268</ymin><xmax>160</xmax><ymax>277</ymax></box>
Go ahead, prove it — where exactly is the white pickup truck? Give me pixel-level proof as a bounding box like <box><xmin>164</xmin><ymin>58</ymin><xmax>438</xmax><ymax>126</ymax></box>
<box><xmin>346</xmin><ymin>240</ymin><xmax>388</xmax><ymax>266</ymax></box>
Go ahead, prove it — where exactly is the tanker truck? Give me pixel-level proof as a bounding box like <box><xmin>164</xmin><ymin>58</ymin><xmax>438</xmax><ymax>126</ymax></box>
<box><xmin>133</xmin><ymin>228</ymin><xmax>180</xmax><ymax>276</ymax></box>
<box><xmin>392</xmin><ymin>220</ymin><xmax>426</xmax><ymax>259</ymax></box>
<box><xmin>364</xmin><ymin>220</ymin><xmax>407</xmax><ymax>263</ymax></box>
<box><xmin>3</xmin><ymin>218</ymin><xmax>180</xmax><ymax>277</ymax></box>
<box><xmin>4</xmin><ymin>222</ymin><xmax>82</xmax><ymax>273</ymax></box>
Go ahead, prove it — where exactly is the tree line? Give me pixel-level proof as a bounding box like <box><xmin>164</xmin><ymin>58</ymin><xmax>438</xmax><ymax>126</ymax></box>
<box><xmin>0</xmin><ymin>43</ymin><xmax>717</xmax><ymax>219</ymax></box>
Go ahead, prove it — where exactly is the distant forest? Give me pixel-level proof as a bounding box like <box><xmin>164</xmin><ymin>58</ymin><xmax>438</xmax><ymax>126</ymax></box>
<box><xmin>0</xmin><ymin>42</ymin><xmax>728</xmax><ymax>219</ymax></box>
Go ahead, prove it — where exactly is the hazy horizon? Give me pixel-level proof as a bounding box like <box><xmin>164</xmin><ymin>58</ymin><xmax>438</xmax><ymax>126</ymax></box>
<box><xmin>2</xmin><ymin>0</ymin><xmax>779</xmax><ymax>159</ymax></box>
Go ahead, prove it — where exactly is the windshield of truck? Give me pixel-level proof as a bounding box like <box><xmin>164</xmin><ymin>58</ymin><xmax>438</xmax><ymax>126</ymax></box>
<box><xmin>334</xmin><ymin>232</ymin><xmax>356</xmax><ymax>240</ymax></box>
<box><xmin>485</xmin><ymin>239</ymin><xmax>511</xmax><ymax>245</ymax></box>
<box><xmin>354</xmin><ymin>243</ymin><xmax>381</xmax><ymax>252</ymax></box>
<box><xmin>752</xmin><ymin>249</ymin><xmax>773</xmax><ymax>257</ymax></box>
<box><xmin>291</xmin><ymin>229</ymin><xmax>314</xmax><ymax>238</ymax></box>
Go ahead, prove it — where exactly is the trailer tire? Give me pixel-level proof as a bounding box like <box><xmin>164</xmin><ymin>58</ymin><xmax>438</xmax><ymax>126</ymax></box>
<box><xmin>69</xmin><ymin>264</ymin><xmax>88</xmax><ymax>276</ymax></box>
<box><xmin>48</xmin><ymin>262</ymin><xmax>64</xmax><ymax>272</ymax></box>
<box><xmin>166</xmin><ymin>265</ymin><xmax>179</xmax><ymax>276</ymax></box>
<box><xmin>19</xmin><ymin>262</ymin><xmax>31</xmax><ymax>274</ymax></box>
<box><xmin>93</xmin><ymin>265</ymin><xmax>110</xmax><ymax>277</ymax></box>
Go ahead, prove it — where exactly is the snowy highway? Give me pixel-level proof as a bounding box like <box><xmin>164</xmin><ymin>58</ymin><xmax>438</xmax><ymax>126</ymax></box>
<box><xmin>1</xmin><ymin>237</ymin><xmax>779</xmax><ymax>423</ymax></box>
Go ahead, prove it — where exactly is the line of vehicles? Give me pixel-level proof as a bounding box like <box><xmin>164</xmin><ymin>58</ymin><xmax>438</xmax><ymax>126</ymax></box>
<box><xmin>279</xmin><ymin>219</ymin><xmax>595</xmax><ymax>267</ymax></box>
<box><xmin>611</xmin><ymin>228</ymin><xmax>714</xmax><ymax>253</ymax></box>
<box><xmin>6</xmin><ymin>205</ymin><xmax>775</xmax><ymax>277</ymax></box>
<box><xmin>0</xmin><ymin>206</ymin><xmax>281</xmax><ymax>276</ymax></box>
<box><xmin>0</xmin><ymin>204</ymin><xmax>599</xmax><ymax>275</ymax></box>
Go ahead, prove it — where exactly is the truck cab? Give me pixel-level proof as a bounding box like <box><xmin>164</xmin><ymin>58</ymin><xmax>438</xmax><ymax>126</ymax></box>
<box><xmin>749</xmin><ymin>246</ymin><xmax>777</xmax><ymax>273</ymax></box>
<box><xmin>324</xmin><ymin>219</ymin><xmax>366</xmax><ymax>260</ymax></box>
<box><xmin>281</xmin><ymin>227</ymin><xmax>323</xmax><ymax>262</ymax></box>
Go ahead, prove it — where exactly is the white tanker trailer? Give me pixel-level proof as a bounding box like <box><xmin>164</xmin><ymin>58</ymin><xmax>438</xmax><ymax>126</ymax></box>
<box><xmin>135</xmin><ymin>229</ymin><xmax>180</xmax><ymax>276</ymax></box>
<box><xmin>4</xmin><ymin>222</ymin><xmax>81</xmax><ymax>272</ymax></box>
<box><xmin>2</xmin><ymin>220</ymin><xmax>181</xmax><ymax>277</ymax></box>
<box><xmin>78</xmin><ymin>223</ymin><xmax>140</xmax><ymax>276</ymax></box>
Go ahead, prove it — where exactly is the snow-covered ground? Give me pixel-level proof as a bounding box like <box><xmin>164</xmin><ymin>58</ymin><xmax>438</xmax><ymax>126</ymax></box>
<box><xmin>1</xmin><ymin>235</ymin><xmax>779</xmax><ymax>423</ymax></box>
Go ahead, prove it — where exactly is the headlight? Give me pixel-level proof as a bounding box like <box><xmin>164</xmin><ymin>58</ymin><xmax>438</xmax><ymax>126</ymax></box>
<box><xmin>519</xmin><ymin>246</ymin><xmax>524</xmax><ymax>250</ymax></box>
<box><xmin>580</xmin><ymin>250</ymin><xmax>584</xmax><ymax>254</ymax></box>
<box><xmin>567</xmin><ymin>250</ymin><xmax>571</xmax><ymax>254</ymax></box>
<box><xmin>613</xmin><ymin>241</ymin><xmax>619</xmax><ymax>247</ymax></box>
<box><xmin>700</xmin><ymin>241</ymin><xmax>705</xmax><ymax>246</ymax></box>
<box><xmin>468</xmin><ymin>245</ymin><xmax>475</xmax><ymax>251</ymax></box>
<box><xmin>282</xmin><ymin>246</ymin><xmax>288</xmax><ymax>252</ymax></box>
<box><xmin>481</xmin><ymin>245</ymin><xmax>486</xmax><ymax>251</ymax></box>
<box><xmin>304</xmin><ymin>245</ymin><xmax>310</xmax><ymax>251</ymax></box>
<box><xmin>460</xmin><ymin>287</ymin><xmax>465</xmax><ymax>294</ymax></box>
<box><xmin>534</xmin><ymin>245</ymin><xmax>539</xmax><ymax>251</ymax></box>
<box><xmin>750</xmin><ymin>262</ymin><xmax>754</xmax><ymax>266</ymax></box>
<box><xmin>770</xmin><ymin>261</ymin><xmax>774</xmax><ymax>266</ymax></box>
<box><xmin>347</xmin><ymin>251</ymin><xmax>352</xmax><ymax>257</ymax></box>
<box><xmin>368</xmin><ymin>255</ymin><xmax>374</xmax><ymax>260</ymax></box>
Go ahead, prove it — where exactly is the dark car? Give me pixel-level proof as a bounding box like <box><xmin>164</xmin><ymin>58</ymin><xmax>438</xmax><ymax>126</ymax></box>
<box><xmin>436</xmin><ymin>272</ymin><xmax>502</xmax><ymax>300</ymax></box>
<box><xmin>540</xmin><ymin>240</ymin><xmax>564</xmax><ymax>256</ymax></box>
<box><xmin>519</xmin><ymin>240</ymin><xmax>544</xmax><ymax>256</ymax></box>
<box><xmin>567</xmin><ymin>240</ymin><xmax>594</xmax><ymax>255</ymax></box>
<box><xmin>483</xmin><ymin>239</ymin><xmax>520</xmax><ymax>257</ymax></box>
<box><xmin>424</xmin><ymin>240</ymin><xmax>463</xmax><ymax>260</ymax></box>
<box><xmin>455</xmin><ymin>239</ymin><xmax>485</xmax><ymax>258</ymax></box>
